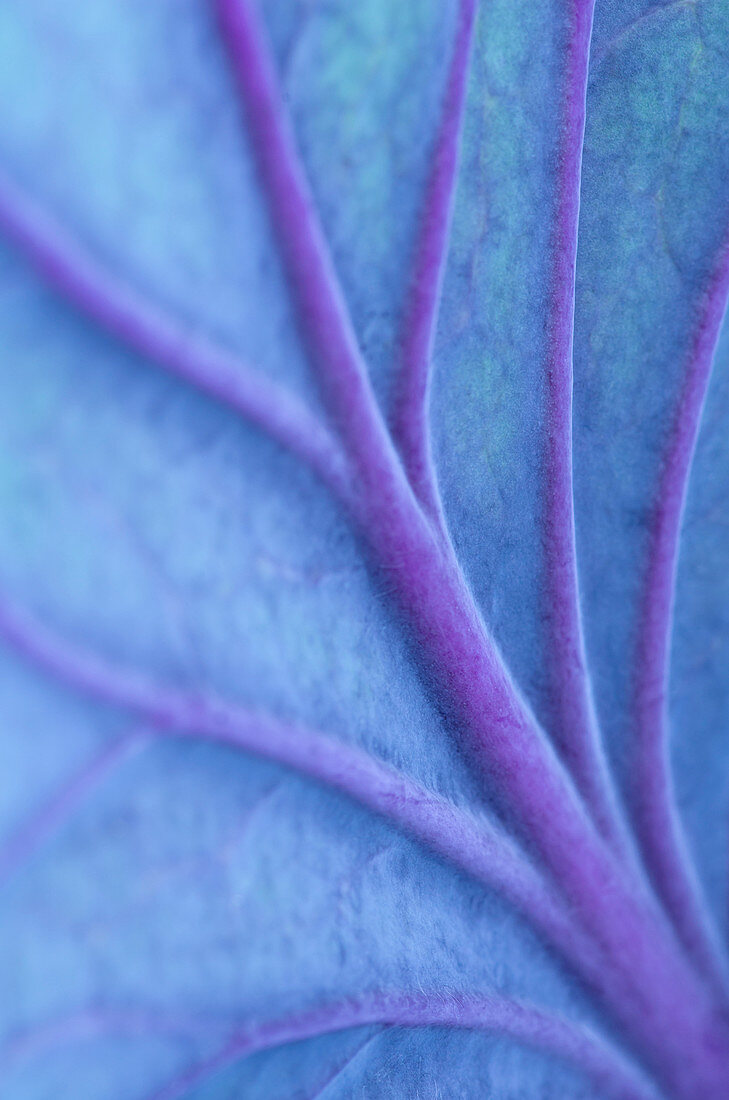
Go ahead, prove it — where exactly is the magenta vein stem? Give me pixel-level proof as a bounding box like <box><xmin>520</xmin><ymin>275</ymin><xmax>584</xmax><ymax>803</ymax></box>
<box><xmin>390</xmin><ymin>0</ymin><xmax>477</xmax><ymax>522</ymax></box>
<box><xmin>348</xmin><ymin>488</ymin><xmax>729</xmax><ymax>1096</ymax></box>
<box><xmin>0</xmin><ymin>170</ymin><xmax>352</xmax><ymax>504</ymax></box>
<box><xmin>215</xmin><ymin>0</ymin><xmax>415</xmax><ymax>505</ymax></box>
<box><xmin>214</xmin><ymin>2</ymin><xmax>584</xmax><ymax>863</ymax></box>
<box><xmin>213</xmin><ymin>3</ymin><xmax>653</xmax><ymax>964</ymax></box>
<box><xmin>214</xmin><ymin>0</ymin><xmax>581</xmax><ymax>859</ymax></box>
<box><xmin>213</xmin><ymin>0</ymin><xmax>645</xmax><ymax>992</ymax></box>
<box><xmin>630</xmin><ymin>234</ymin><xmax>729</xmax><ymax>995</ymax></box>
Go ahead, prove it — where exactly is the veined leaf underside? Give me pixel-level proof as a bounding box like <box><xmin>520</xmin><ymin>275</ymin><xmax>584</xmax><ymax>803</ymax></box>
<box><xmin>1</xmin><ymin>1</ymin><xmax>729</xmax><ymax>1097</ymax></box>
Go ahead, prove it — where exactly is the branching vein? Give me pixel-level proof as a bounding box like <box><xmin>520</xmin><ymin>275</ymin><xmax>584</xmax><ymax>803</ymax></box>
<box><xmin>0</xmin><ymin>170</ymin><xmax>351</xmax><ymax>503</ymax></box>
<box><xmin>390</xmin><ymin>0</ymin><xmax>477</xmax><ymax>523</ymax></box>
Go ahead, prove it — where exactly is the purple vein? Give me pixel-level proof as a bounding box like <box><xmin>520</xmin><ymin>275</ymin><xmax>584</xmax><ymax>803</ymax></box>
<box><xmin>212</xmin><ymin>0</ymin><xmax>560</xmax><ymax>823</ymax></box>
<box><xmin>0</xmin><ymin>2</ymin><xmax>611</xmax><ymax>934</ymax></box>
<box><xmin>189</xmin><ymin>11</ymin><xmax>729</xmax><ymax>1056</ymax></box>
<box><xmin>213</xmin><ymin>0</ymin><xmax>624</xmax><ymax>897</ymax></box>
<box><xmin>214</xmin><ymin>0</ymin><xmax>411</xmax><ymax>502</ymax></box>
<box><xmin>211</xmin><ymin>0</ymin><xmax>610</xmax><ymax>922</ymax></box>
<box><xmin>0</xmin><ymin>170</ymin><xmax>351</xmax><ymax>503</ymax></box>
<box><xmin>539</xmin><ymin>0</ymin><xmax>627</xmax><ymax>853</ymax></box>
<box><xmin>0</xmin><ymin>596</ymin><xmax>579</xmax><ymax>958</ymax></box>
<box><xmin>390</xmin><ymin>0</ymin><xmax>477</xmax><ymax>521</ymax></box>
<box><xmin>201</xmin><ymin>26</ymin><xmax>729</xmax><ymax>1058</ymax></box>
<box><xmin>0</xmin><ymin>995</ymin><xmax>658</xmax><ymax>1100</ymax></box>
<box><xmin>142</xmin><ymin>991</ymin><xmax>658</xmax><ymax>1100</ymax></box>
<box><xmin>0</xmin><ymin>142</ymin><xmax>563</xmax><ymax>862</ymax></box>
<box><xmin>6</xmin><ymin>593</ymin><xmax>726</xmax><ymax>1093</ymax></box>
<box><xmin>0</xmin><ymin>73</ymin><xmax>588</xmax><ymax>932</ymax></box>
<box><xmin>630</xmin><ymin>236</ymin><xmax>729</xmax><ymax>995</ymax></box>
<box><xmin>0</xmin><ymin>6</ymin><xmax>723</xmax><ymax>1084</ymax></box>
<box><xmin>211</xmin><ymin>0</ymin><xmax>612</xmax><ymax>898</ymax></box>
<box><xmin>0</xmin><ymin>728</ymin><xmax>146</xmax><ymax>884</ymax></box>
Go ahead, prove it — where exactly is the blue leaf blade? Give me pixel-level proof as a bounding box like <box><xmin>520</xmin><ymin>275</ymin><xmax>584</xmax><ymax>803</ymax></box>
<box><xmin>1</xmin><ymin>0</ymin><xmax>729</xmax><ymax>1096</ymax></box>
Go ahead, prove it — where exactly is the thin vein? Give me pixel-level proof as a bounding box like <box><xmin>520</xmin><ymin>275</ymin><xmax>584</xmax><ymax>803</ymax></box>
<box><xmin>210</xmin><ymin>0</ymin><xmax>616</xmax><ymax>918</ymax></box>
<box><xmin>0</xmin><ymin>7</ymin><xmax>724</xmax><ymax>1085</ymax></box>
<box><xmin>305</xmin><ymin>1032</ymin><xmax>380</xmax><ymax>1099</ymax></box>
<box><xmin>540</xmin><ymin>0</ymin><xmax>628</xmax><ymax>854</ymax></box>
<box><xmin>591</xmin><ymin>1</ymin><xmax>697</xmax><ymax>71</ymax></box>
<box><xmin>630</xmin><ymin>235</ymin><xmax>729</xmax><ymax>996</ymax></box>
<box><xmin>0</xmin><ymin>727</ymin><xmax>146</xmax><ymax>884</ymax></box>
<box><xmin>391</xmin><ymin>0</ymin><xmax>477</xmax><ymax>522</ymax></box>
<box><xmin>0</xmin><ymin>53</ymin><xmax>627</xmax><ymax>1003</ymax></box>
<box><xmin>0</xmin><ymin>995</ymin><xmax>658</xmax><ymax>1100</ymax></box>
<box><xmin>142</xmin><ymin>991</ymin><xmax>658</xmax><ymax>1100</ymax></box>
<box><xmin>0</xmin><ymin>170</ymin><xmax>352</xmax><ymax>503</ymax></box>
<box><xmin>0</xmin><ymin>596</ymin><xmax>575</xmax><ymax>954</ymax></box>
<box><xmin>3</xmin><ymin>593</ymin><xmax>722</xmax><ymax>1088</ymax></box>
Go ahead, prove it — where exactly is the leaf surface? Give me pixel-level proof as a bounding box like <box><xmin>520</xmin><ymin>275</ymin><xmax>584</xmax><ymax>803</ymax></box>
<box><xmin>1</xmin><ymin>1</ymin><xmax>728</xmax><ymax>1097</ymax></box>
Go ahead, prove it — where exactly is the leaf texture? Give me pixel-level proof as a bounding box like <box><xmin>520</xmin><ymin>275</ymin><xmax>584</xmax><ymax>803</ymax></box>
<box><xmin>1</xmin><ymin>1</ymin><xmax>729</xmax><ymax>1097</ymax></box>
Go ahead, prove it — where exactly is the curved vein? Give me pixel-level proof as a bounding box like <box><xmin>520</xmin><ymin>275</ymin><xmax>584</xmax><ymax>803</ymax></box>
<box><xmin>6</xmin><ymin>592</ymin><xmax>719</xmax><ymax>1085</ymax></box>
<box><xmin>630</xmin><ymin>235</ymin><xmax>729</xmax><ymax>994</ymax></box>
<box><xmin>0</xmin><ymin>8</ymin><xmax>719</xmax><ymax>1079</ymax></box>
<box><xmin>0</xmin><ymin>596</ymin><xmax>573</xmax><ymax>952</ymax></box>
<box><xmin>190</xmin><ymin>1</ymin><xmax>616</xmax><ymax>960</ymax></box>
<box><xmin>0</xmin><ymin>0</ymin><xmax>615</xmax><ymax>915</ymax></box>
<box><xmin>143</xmin><ymin>991</ymin><xmax>658</xmax><ymax>1100</ymax></box>
<box><xmin>390</xmin><ymin>0</ymin><xmax>477</xmax><ymax>521</ymax></box>
<box><xmin>0</xmin><ymin>994</ymin><xmax>659</xmax><ymax>1100</ymax></box>
<box><xmin>0</xmin><ymin>169</ymin><xmax>351</xmax><ymax>502</ymax></box>
<box><xmin>0</xmin><ymin>728</ymin><xmax>145</xmax><ymax>883</ymax></box>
